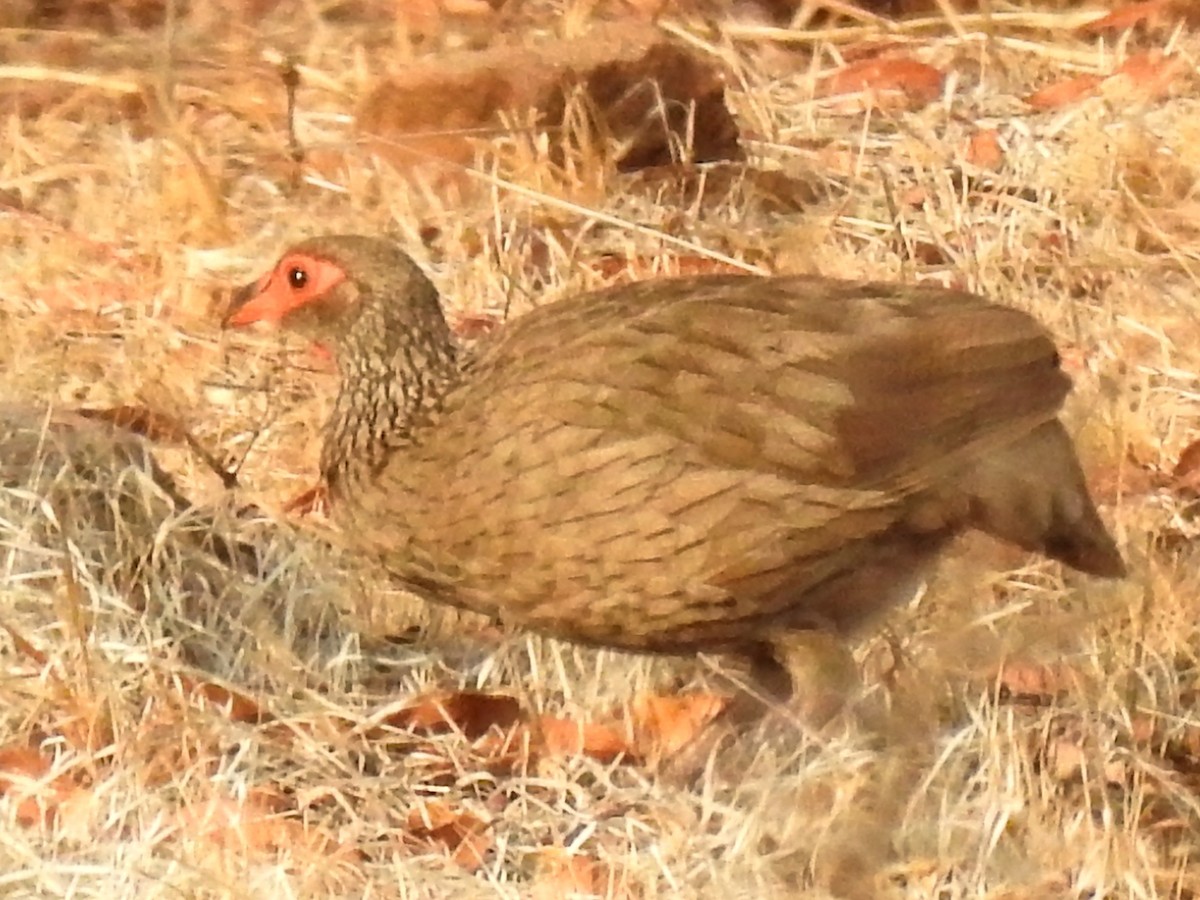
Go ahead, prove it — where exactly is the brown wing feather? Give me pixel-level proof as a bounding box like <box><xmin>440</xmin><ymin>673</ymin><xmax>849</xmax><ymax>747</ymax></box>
<box><xmin>461</xmin><ymin>274</ymin><xmax>1068</xmax><ymax>492</ymax></box>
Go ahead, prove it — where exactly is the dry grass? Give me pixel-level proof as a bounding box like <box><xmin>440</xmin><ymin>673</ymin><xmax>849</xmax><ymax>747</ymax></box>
<box><xmin>1</xmin><ymin>1</ymin><xmax>1199</xmax><ymax>897</ymax></box>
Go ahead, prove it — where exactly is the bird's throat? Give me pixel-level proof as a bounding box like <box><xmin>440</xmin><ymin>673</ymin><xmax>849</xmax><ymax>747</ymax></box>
<box><xmin>319</xmin><ymin>292</ymin><xmax>462</xmax><ymax>492</ymax></box>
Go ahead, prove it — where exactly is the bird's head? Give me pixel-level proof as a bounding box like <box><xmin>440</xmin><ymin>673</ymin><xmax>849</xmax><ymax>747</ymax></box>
<box><xmin>222</xmin><ymin>235</ymin><xmax>447</xmax><ymax>348</ymax></box>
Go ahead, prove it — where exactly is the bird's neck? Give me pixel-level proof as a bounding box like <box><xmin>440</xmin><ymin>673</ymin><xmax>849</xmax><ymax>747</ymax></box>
<box><xmin>320</xmin><ymin>290</ymin><xmax>462</xmax><ymax>492</ymax></box>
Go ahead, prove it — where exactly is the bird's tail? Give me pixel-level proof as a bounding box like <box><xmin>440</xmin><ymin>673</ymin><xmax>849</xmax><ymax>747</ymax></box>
<box><xmin>957</xmin><ymin>420</ymin><xmax>1126</xmax><ymax>578</ymax></box>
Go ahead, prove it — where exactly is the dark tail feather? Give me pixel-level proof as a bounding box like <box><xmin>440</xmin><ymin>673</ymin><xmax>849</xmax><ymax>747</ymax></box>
<box><xmin>958</xmin><ymin>420</ymin><xmax>1126</xmax><ymax>578</ymax></box>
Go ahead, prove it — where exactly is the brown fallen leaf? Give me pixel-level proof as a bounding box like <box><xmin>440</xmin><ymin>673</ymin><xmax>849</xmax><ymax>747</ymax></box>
<box><xmin>0</xmin><ymin>617</ymin><xmax>115</xmax><ymax>757</ymax></box>
<box><xmin>991</xmin><ymin>660</ymin><xmax>1086</xmax><ymax>703</ymax></box>
<box><xmin>1173</xmin><ymin>438</ymin><xmax>1200</xmax><ymax>488</ymax></box>
<box><xmin>1026</xmin><ymin>73</ymin><xmax>1104</xmax><ymax>110</ymax></box>
<box><xmin>965</xmin><ymin>128</ymin><xmax>1004</xmax><ymax>170</ymax></box>
<box><xmin>178</xmin><ymin>786</ymin><xmax>350</xmax><ymax>859</ymax></box>
<box><xmin>1102</xmin><ymin>51</ymin><xmax>1187</xmax><ymax>103</ymax></box>
<box><xmin>0</xmin><ymin>620</ymin><xmax>49</xmax><ymax>668</ymax></box>
<box><xmin>406</xmin><ymin>800</ymin><xmax>493</xmax><ymax>872</ymax></box>
<box><xmin>1027</xmin><ymin>51</ymin><xmax>1185</xmax><ymax>110</ymax></box>
<box><xmin>1043</xmin><ymin>734</ymin><xmax>1128</xmax><ymax>786</ymax></box>
<box><xmin>178</xmin><ymin>675</ymin><xmax>271</xmax><ymax>725</ymax></box>
<box><xmin>1078</xmin><ymin>0</ymin><xmax>1177</xmax><ymax>33</ymax></box>
<box><xmin>0</xmin><ymin>743</ymin><xmax>80</xmax><ymax>828</ymax></box>
<box><xmin>631</xmin><ymin>692</ymin><xmax>728</xmax><ymax>761</ymax></box>
<box><xmin>534</xmin><ymin>714</ymin><xmax>633</xmax><ymax>763</ymax></box>
<box><xmin>383</xmin><ymin>690</ymin><xmax>523</xmax><ymax>738</ymax></box>
<box><xmin>532</xmin><ymin>849</ymin><xmax>612</xmax><ymax>900</ymax></box>
<box><xmin>822</xmin><ymin>56</ymin><xmax>945</xmax><ymax>110</ymax></box>
<box><xmin>1130</xmin><ymin>714</ymin><xmax>1200</xmax><ymax>761</ymax></box>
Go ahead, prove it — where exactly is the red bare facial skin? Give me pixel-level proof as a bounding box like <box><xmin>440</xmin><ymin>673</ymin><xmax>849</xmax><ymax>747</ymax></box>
<box><xmin>222</xmin><ymin>252</ymin><xmax>347</xmax><ymax>328</ymax></box>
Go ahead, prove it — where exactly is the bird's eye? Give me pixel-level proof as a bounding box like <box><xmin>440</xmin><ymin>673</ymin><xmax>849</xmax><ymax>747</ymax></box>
<box><xmin>287</xmin><ymin>266</ymin><xmax>309</xmax><ymax>290</ymax></box>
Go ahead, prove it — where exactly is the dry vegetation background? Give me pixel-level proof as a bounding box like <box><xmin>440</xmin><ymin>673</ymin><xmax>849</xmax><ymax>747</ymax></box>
<box><xmin>1</xmin><ymin>0</ymin><xmax>1200</xmax><ymax>896</ymax></box>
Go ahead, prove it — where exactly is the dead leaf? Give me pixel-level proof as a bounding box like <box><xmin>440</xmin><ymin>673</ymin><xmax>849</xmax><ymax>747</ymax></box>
<box><xmin>396</xmin><ymin>0</ymin><xmax>442</xmax><ymax>32</ymax></box>
<box><xmin>1078</xmin><ymin>0</ymin><xmax>1175</xmax><ymax>32</ymax></box>
<box><xmin>1043</xmin><ymin>733</ymin><xmax>1128</xmax><ymax>786</ymax></box>
<box><xmin>406</xmin><ymin>800</ymin><xmax>493</xmax><ymax>872</ymax></box>
<box><xmin>0</xmin><ymin>745</ymin><xmax>53</xmax><ymax>783</ymax></box>
<box><xmin>179</xmin><ymin>675</ymin><xmax>271</xmax><ymax>725</ymax></box>
<box><xmin>0</xmin><ymin>744</ymin><xmax>78</xmax><ymax>828</ymax></box>
<box><xmin>965</xmin><ymin>128</ymin><xmax>1003</xmax><ymax>170</ymax></box>
<box><xmin>1102</xmin><ymin>51</ymin><xmax>1187</xmax><ymax>103</ymax></box>
<box><xmin>631</xmin><ymin>693</ymin><xmax>727</xmax><ymax>760</ymax></box>
<box><xmin>0</xmin><ymin>621</ymin><xmax>49</xmax><ymax>667</ymax></box>
<box><xmin>1027</xmin><ymin>52</ymin><xmax>1185</xmax><ymax>110</ymax></box>
<box><xmin>383</xmin><ymin>691</ymin><xmax>523</xmax><ymax>738</ymax></box>
<box><xmin>992</xmin><ymin>660</ymin><xmax>1085</xmax><ymax>702</ymax></box>
<box><xmin>901</xmin><ymin>185</ymin><xmax>928</xmax><ymax>207</ymax></box>
<box><xmin>1026</xmin><ymin>73</ymin><xmax>1104</xmax><ymax>110</ymax></box>
<box><xmin>78</xmin><ymin>400</ymin><xmax>235</xmax><ymax>491</ymax></box>
<box><xmin>1173</xmin><ymin>438</ymin><xmax>1200</xmax><ymax>489</ymax></box>
<box><xmin>1130</xmin><ymin>714</ymin><xmax>1200</xmax><ymax>763</ymax></box>
<box><xmin>357</xmin><ymin>65</ymin><xmax>514</xmax><ymax>168</ymax></box>
<box><xmin>178</xmin><ymin>786</ymin><xmax>348</xmax><ymax>859</ymax></box>
<box><xmin>532</xmin><ymin>849</ymin><xmax>608</xmax><ymax>899</ymax></box>
<box><xmin>0</xmin><ymin>624</ymin><xmax>114</xmax><ymax>757</ymax></box>
<box><xmin>822</xmin><ymin>56</ymin><xmax>945</xmax><ymax>110</ymax></box>
<box><xmin>535</xmin><ymin>714</ymin><xmax>633</xmax><ymax>763</ymax></box>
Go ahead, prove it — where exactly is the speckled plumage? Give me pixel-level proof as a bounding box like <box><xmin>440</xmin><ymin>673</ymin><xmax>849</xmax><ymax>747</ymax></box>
<box><xmin>226</xmin><ymin>235</ymin><xmax>1125</xmax><ymax>693</ymax></box>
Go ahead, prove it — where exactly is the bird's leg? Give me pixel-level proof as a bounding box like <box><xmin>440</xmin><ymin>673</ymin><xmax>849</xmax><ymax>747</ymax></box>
<box><xmin>720</xmin><ymin>632</ymin><xmax>860</xmax><ymax>728</ymax></box>
<box><xmin>658</xmin><ymin>633</ymin><xmax>860</xmax><ymax>785</ymax></box>
<box><xmin>767</xmin><ymin>629</ymin><xmax>861</xmax><ymax>727</ymax></box>
<box><xmin>716</xmin><ymin>643</ymin><xmax>795</xmax><ymax>724</ymax></box>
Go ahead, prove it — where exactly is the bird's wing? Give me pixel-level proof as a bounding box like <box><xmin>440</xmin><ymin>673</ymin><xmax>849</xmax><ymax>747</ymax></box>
<box><xmin>460</xmin><ymin>274</ymin><xmax>1070</xmax><ymax>495</ymax></box>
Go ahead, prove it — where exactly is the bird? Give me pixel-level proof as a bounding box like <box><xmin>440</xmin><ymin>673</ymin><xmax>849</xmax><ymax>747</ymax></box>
<box><xmin>222</xmin><ymin>234</ymin><xmax>1125</xmax><ymax>702</ymax></box>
